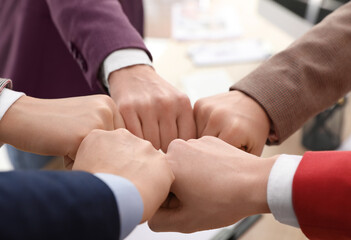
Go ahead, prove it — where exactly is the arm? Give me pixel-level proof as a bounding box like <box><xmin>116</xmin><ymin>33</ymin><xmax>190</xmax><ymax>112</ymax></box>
<box><xmin>45</xmin><ymin>1</ymin><xmax>196</xmax><ymax>151</ymax></box>
<box><xmin>0</xmin><ymin>79</ymin><xmax>124</xmax><ymax>161</ymax></box>
<box><xmin>292</xmin><ymin>151</ymin><xmax>351</xmax><ymax>239</ymax></box>
<box><xmin>194</xmin><ymin>2</ymin><xmax>351</xmax><ymax>154</ymax></box>
<box><xmin>0</xmin><ymin>129</ymin><xmax>174</xmax><ymax>240</ymax></box>
<box><xmin>149</xmin><ymin>137</ymin><xmax>351</xmax><ymax>240</ymax></box>
<box><xmin>231</xmin><ymin>2</ymin><xmax>351</xmax><ymax>144</ymax></box>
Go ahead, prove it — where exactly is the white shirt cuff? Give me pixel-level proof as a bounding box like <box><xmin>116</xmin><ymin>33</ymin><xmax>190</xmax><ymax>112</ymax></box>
<box><xmin>94</xmin><ymin>173</ymin><xmax>143</xmax><ymax>240</ymax></box>
<box><xmin>267</xmin><ymin>154</ymin><xmax>302</xmax><ymax>228</ymax></box>
<box><xmin>0</xmin><ymin>88</ymin><xmax>25</xmax><ymax>121</ymax></box>
<box><xmin>102</xmin><ymin>49</ymin><xmax>153</xmax><ymax>89</ymax></box>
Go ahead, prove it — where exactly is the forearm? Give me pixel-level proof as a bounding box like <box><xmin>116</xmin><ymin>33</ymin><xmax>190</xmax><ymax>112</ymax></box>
<box><xmin>232</xmin><ymin>2</ymin><xmax>351</xmax><ymax>144</ymax></box>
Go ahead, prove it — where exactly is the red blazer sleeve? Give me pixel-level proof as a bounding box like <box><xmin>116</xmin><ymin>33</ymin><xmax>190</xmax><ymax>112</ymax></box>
<box><xmin>293</xmin><ymin>151</ymin><xmax>351</xmax><ymax>239</ymax></box>
<box><xmin>45</xmin><ymin>0</ymin><xmax>150</xmax><ymax>89</ymax></box>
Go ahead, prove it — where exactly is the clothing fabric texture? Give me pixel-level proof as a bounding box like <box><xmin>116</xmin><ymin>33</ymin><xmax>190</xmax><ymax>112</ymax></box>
<box><xmin>232</xmin><ymin>2</ymin><xmax>351</xmax><ymax>145</ymax></box>
<box><xmin>231</xmin><ymin>2</ymin><xmax>351</xmax><ymax>239</ymax></box>
<box><xmin>293</xmin><ymin>151</ymin><xmax>351</xmax><ymax>239</ymax></box>
<box><xmin>0</xmin><ymin>171</ymin><xmax>120</xmax><ymax>240</ymax></box>
<box><xmin>0</xmin><ymin>0</ymin><xmax>148</xmax><ymax>98</ymax></box>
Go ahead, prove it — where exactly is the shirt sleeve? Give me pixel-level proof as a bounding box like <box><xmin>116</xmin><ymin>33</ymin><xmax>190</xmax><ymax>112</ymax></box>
<box><xmin>101</xmin><ymin>48</ymin><xmax>153</xmax><ymax>89</ymax></box>
<box><xmin>267</xmin><ymin>154</ymin><xmax>302</xmax><ymax>228</ymax></box>
<box><xmin>0</xmin><ymin>88</ymin><xmax>25</xmax><ymax>121</ymax></box>
<box><xmin>94</xmin><ymin>173</ymin><xmax>143</xmax><ymax>240</ymax></box>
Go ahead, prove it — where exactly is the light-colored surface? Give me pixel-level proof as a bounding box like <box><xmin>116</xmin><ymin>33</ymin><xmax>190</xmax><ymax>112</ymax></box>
<box><xmin>0</xmin><ymin>146</ymin><xmax>12</xmax><ymax>171</ymax></box>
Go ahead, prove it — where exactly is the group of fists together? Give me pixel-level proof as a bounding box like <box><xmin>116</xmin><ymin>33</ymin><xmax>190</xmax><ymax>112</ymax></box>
<box><xmin>0</xmin><ymin>65</ymin><xmax>273</xmax><ymax>232</ymax></box>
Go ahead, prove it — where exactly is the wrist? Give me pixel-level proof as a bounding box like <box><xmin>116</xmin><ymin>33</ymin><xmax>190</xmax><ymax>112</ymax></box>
<box><xmin>0</xmin><ymin>94</ymin><xmax>28</xmax><ymax>144</ymax></box>
<box><xmin>246</xmin><ymin>155</ymin><xmax>279</xmax><ymax>215</ymax></box>
<box><xmin>108</xmin><ymin>64</ymin><xmax>155</xmax><ymax>87</ymax></box>
<box><xmin>232</xmin><ymin>90</ymin><xmax>271</xmax><ymax>140</ymax></box>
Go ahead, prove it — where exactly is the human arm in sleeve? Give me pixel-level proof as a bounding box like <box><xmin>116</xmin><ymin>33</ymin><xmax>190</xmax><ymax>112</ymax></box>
<box><xmin>149</xmin><ymin>137</ymin><xmax>351</xmax><ymax>240</ymax></box>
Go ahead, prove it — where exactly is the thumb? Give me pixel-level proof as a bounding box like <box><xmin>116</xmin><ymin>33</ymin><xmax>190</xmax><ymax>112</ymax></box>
<box><xmin>148</xmin><ymin>193</ymin><xmax>186</xmax><ymax>232</ymax></box>
<box><xmin>148</xmin><ymin>207</ymin><xmax>186</xmax><ymax>233</ymax></box>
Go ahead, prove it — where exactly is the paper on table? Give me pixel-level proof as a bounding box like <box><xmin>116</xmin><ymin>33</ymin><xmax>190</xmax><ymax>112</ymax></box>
<box><xmin>172</xmin><ymin>2</ymin><xmax>243</xmax><ymax>41</ymax></box>
<box><xmin>188</xmin><ymin>39</ymin><xmax>272</xmax><ymax>66</ymax></box>
<box><xmin>181</xmin><ymin>70</ymin><xmax>233</xmax><ymax>106</ymax></box>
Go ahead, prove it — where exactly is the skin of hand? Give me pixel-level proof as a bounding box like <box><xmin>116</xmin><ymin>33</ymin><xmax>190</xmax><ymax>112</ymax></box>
<box><xmin>0</xmin><ymin>95</ymin><xmax>125</xmax><ymax>165</ymax></box>
<box><xmin>72</xmin><ymin>128</ymin><xmax>175</xmax><ymax>223</ymax></box>
<box><xmin>194</xmin><ymin>91</ymin><xmax>271</xmax><ymax>156</ymax></box>
<box><xmin>108</xmin><ymin>64</ymin><xmax>196</xmax><ymax>152</ymax></box>
<box><xmin>148</xmin><ymin>136</ymin><xmax>278</xmax><ymax>233</ymax></box>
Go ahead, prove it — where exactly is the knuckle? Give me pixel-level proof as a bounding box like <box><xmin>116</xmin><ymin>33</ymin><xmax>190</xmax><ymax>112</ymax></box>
<box><xmin>88</xmin><ymin>129</ymin><xmax>105</xmax><ymax>138</ymax></box>
<box><xmin>95</xmin><ymin>94</ymin><xmax>115</xmax><ymax>108</ymax></box>
<box><xmin>207</xmin><ymin>111</ymin><xmax>222</xmax><ymax>127</ymax></box>
<box><xmin>229</xmin><ymin>119</ymin><xmax>241</xmax><ymax>132</ymax></box>
<box><xmin>194</xmin><ymin>99</ymin><xmax>204</xmax><ymax>112</ymax></box>
<box><xmin>114</xmin><ymin>128</ymin><xmax>130</xmax><ymax>136</ymax></box>
<box><xmin>177</xmin><ymin>93</ymin><xmax>191</xmax><ymax>107</ymax></box>
<box><xmin>156</xmin><ymin>95</ymin><xmax>174</xmax><ymax>110</ymax></box>
<box><xmin>167</xmin><ymin>139</ymin><xmax>187</xmax><ymax>152</ymax></box>
<box><xmin>118</xmin><ymin>101</ymin><xmax>134</xmax><ymax>114</ymax></box>
<box><xmin>194</xmin><ymin>99</ymin><xmax>212</xmax><ymax>116</ymax></box>
<box><xmin>199</xmin><ymin>135</ymin><xmax>214</xmax><ymax>142</ymax></box>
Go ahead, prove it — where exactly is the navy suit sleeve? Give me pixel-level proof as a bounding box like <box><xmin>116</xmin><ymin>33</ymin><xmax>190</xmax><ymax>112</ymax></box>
<box><xmin>0</xmin><ymin>171</ymin><xmax>119</xmax><ymax>240</ymax></box>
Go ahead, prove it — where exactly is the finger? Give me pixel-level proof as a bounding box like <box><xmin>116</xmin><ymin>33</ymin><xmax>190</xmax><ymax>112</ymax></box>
<box><xmin>177</xmin><ymin>107</ymin><xmax>196</xmax><ymax>141</ymax></box>
<box><xmin>194</xmin><ymin>101</ymin><xmax>208</xmax><ymax>138</ymax></box>
<box><xmin>159</xmin><ymin>118</ymin><xmax>177</xmax><ymax>153</ymax></box>
<box><xmin>218</xmin><ymin>130</ymin><xmax>248</xmax><ymax>150</ymax></box>
<box><xmin>113</xmin><ymin>110</ymin><xmax>126</xmax><ymax>129</ymax></box>
<box><xmin>141</xmin><ymin>113</ymin><xmax>161</xmax><ymax>150</ymax></box>
<box><xmin>201</xmin><ymin>120</ymin><xmax>220</xmax><ymax>138</ymax></box>
<box><xmin>121</xmin><ymin>110</ymin><xmax>144</xmax><ymax>139</ymax></box>
<box><xmin>64</xmin><ymin>156</ymin><xmax>74</xmax><ymax>170</ymax></box>
<box><xmin>148</xmin><ymin>207</ymin><xmax>186</xmax><ymax>233</ymax></box>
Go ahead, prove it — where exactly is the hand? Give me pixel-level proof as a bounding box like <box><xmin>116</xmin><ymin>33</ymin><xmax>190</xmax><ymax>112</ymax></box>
<box><xmin>73</xmin><ymin>128</ymin><xmax>175</xmax><ymax>222</ymax></box>
<box><xmin>0</xmin><ymin>95</ymin><xmax>124</xmax><ymax>163</ymax></box>
<box><xmin>194</xmin><ymin>91</ymin><xmax>270</xmax><ymax>155</ymax></box>
<box><xmin>109</xmin><ymin>65</ymin><xmax>196</xmax><ymax>152</ymax></box>
<box><xmin>149</xmin><ymin>136</ymin><xmax>276</xmax><ymax>233</ymax></box>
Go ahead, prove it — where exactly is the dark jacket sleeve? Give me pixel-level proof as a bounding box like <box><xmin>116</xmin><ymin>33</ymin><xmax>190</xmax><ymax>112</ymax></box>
<box><xmin>45</xmin><ymin>0</ymin><xmax>151</xmax><ymax>89</ymax></box>
<box><xmin>231</xmin><ymin>2</ymin><xmax>351</xmax><ymax>144</ymax></box>
<box><xmin>0</xmin><ymin>171</ymin><xmax>119</xmax><ymax>240</ymax></box>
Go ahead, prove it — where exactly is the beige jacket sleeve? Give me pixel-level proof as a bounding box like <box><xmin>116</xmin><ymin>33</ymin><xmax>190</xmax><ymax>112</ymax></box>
<box><xmin>231</xmin><ymin>2</ymin><xmax>351</xmax><ymax>145</ymax></box>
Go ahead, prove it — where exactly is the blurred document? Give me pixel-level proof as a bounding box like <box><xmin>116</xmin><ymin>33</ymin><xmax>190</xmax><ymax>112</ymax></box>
<box><xmin>188</xmin><ymin>39</ymin><xmax>272</xmax><ymax>66</ymax></box>
<box><xmin>182</xmin><ymin>70</ymin><xmax>233</xmax><ymax>105</ymax></box>
<box><xmin>172</xmin><ymin>2</ymin><xmax>243</xmax><ymax>40</ymax></box>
